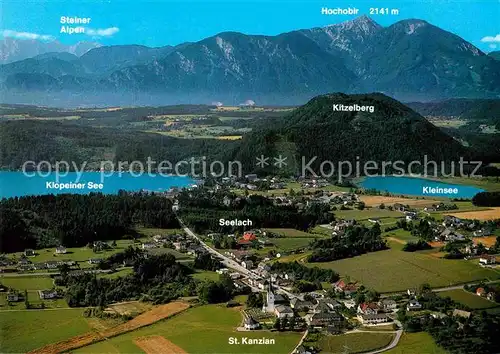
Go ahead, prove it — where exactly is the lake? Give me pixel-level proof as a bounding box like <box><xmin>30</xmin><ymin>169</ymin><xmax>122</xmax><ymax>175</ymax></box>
<box><xmin>359</xmin><ymin>176</ymin><xmax>484</xmax><ymax>199</ymax></box>
<box><xmin>0</xmin><ymin>171</ymin><xmax>196</xmax><ymax>199</ymax></box>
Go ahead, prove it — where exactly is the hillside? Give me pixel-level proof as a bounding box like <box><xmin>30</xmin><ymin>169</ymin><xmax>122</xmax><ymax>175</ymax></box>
<box><xmin>407</xmin><ymin>99</ymin><xmax>500</xmax><ymax>121</ymax></box>
<box><xmin>0</xmin><ymin>94</ymin><xmax>477</xmax><ymax>174</ymax></box>
<box><xmin>231</xmin><ymin>93</ymin><xmax>467</xmax><ymax>173</ymax></box>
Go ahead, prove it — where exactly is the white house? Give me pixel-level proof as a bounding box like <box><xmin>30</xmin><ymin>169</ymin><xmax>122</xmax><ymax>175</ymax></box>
<box><xmin>55</xmin><ymin>246</ymin><xmax>67</xmax><ymax>254</ymax></box>
<box><xmin>357</xmin><ymin>313</ymin><xmax>389</xmax><ymax>325</ymax></box>
<box><xmin>244</xmin><ymin>316</ymin><xmax>260</xmax><ymax>330</ymax></box>
<box><xmin>407</xmin><ymin>299</ymin><xmax>422</xmax><ymax>311</ymax></box>
<box><xmin>274</xmin><ymin>305</ymin><xmax>294</xmax><ymax>318</ymax></box>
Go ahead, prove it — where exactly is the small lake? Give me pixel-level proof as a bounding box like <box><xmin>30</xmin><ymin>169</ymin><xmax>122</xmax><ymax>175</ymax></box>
<box><xmin>0</xmin><ymin>172</ymin><xmax>196</xmax><ymax>199</ymax></box>
<box><xmin>359</xmin><ymin>176</ymin><xmax>484</xmax><ymax>199</ymax></box>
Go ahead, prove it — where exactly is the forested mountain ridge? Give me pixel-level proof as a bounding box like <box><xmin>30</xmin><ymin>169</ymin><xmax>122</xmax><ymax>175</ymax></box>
<box><xmin>1</xmin><ymin>16</ymin><xmax>499</xmax><ymax>106</ymax></box>
<box><xmin>230</xmin><ymin>93</ymin><xmax>467</xmax><ymax>173</ymax></box>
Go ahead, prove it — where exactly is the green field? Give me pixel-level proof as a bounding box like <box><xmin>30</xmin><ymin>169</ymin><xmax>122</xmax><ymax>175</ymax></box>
<box><xmin>387</xmin><ymin>332</ymin><xmax>446</xmax><ymax>354</ymax></box>
<box><xmin>8</xmin><ymin>238</ymin><xmax>146</xmax><ymax>267</ymax></box>
<box><xmin>0</xmin><ymin>308</ymin><xmax>92</xmax><ymax>353</ymax></box>
<box><xmin>1</xmin><ymin>275</ymin><xmax>54</xmax><ymax>290</ymax></box>
<box><xmin>438</xmin><ymin>289</ymin><xmax>499</xmax><ymax>309</ymax></box>
<box><xmin>317</xmin><ymin>332</ymin><xmax>394</xmax><ymax>353</ymax></box>
<box><xmin>135</xmin><ymin>227</ymin><xmax>184</xmax><ymax>237</ymax></box>
<box><xmin>268</xmin><ymin>237</ymin><xmax>312</xmax><ymax>251</ymax></box>
<box><xmin>334</xmin><ymin>209</ymin><xmax>403</xmax><ymax>222</ymax></box>
<box><xmin>192</xmin><ymin>270</ymin><xmax>221</xmax><ymax>282</ymax></box>
<box><xmin>74</xmin><ymin>305</ymin><xmax>302</xmax><ymax>353</ymax></box>
<box><xmin>99</xmin><ymin>268</ymin><xmax>134</xmax><ymax>279</ymax></box>
<box><xmin>308</xmin><ymin>242</ymin><xmax>500</xmax><ymax>292</ymax></box>
<box><xmin>264</xmin><ymin>228</ymin><xmax>318</xmax><ymax>238</ymax></box>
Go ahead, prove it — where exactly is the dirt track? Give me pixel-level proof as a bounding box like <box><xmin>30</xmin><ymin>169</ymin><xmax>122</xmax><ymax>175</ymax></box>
<box><xmin>28</xmin><ymin>301</ymin><xmax>190</xmax><ymax>354</ymax></box>
<box><xmin>135</xmin><ymin>335</ymin><xmax>187</xmax><ymax>354</ymax></box>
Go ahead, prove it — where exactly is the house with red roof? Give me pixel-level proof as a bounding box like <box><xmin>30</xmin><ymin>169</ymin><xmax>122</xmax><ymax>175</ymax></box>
<box><xmin>243</xmin><ymin>232</ymin><xmax>257</xmax><ymax>241</ymax></box>
<box><xmin>357</xmin><ymin>302</ymin><xmax>380</xmax><ymax>315</ymax></box>
<box><xmin>476</xmin><ymin>287</ymin><xmax>486</xmax><ymax>297</ymax></box>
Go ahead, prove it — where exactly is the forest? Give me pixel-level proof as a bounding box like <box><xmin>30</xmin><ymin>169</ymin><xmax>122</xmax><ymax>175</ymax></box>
<box><xmin>472</xmin><ymin>191</ymin><xmax>500</xmax><ymax>207</ymax></box>
<box><xmin>0</xmin><ymin>192</ymin><xmax>179</xmax><ymax>252</ymax></box>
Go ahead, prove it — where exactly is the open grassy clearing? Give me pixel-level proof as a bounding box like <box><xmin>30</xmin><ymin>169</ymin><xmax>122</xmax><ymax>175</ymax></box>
<box><xmin>135</xmin><ymin>228</ymin><xmax>183</xmax><ymax>237</ymax></box>
<box><xmin>0</xmin><ymin>308</ymin><xmax>92</xmax><ymax>353</ymax></box>
<box><xmin>268</xmin><ymin>237</ymin><xmax>312</xmax><ymax>251</ymax></box>
<box><xmin>386</xmin><ymin>332</ymin><xmax>446</xmax><ymax>354</ymax></box>
<box><xmin>1</xmin><ymin>275</ymin><xmax>54</xmax><ymax>290</ymax></box>
<box><xmin>264</xmin><ymin>228</ymin><xmax>318</xmax><ymax>238</ymax></box>
<box><xmin>192</xmin><ymin>270</ymin><xmax>220</xmax><ymax>282</ymax></box>
<box><xmin>438</xmin><ymin>289</ymin><xmax>499</xmax><ymax>309</ymax></box>
<box><xmin>316</xmin><ymin>332</ymin><xmax>394</xmax><ymax>353</ymax></box>
<box><xmin>74</xmin><ymin>304</ymin><xmax>302</xmax><ymax>353</ymax></box>
<box><xmin>307</xmin><ymin>241</ymin><xmax>500</xmax><ymax>292</ymax></box>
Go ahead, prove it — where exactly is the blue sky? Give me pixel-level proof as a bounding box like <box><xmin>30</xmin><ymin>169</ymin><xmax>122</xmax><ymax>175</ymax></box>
<box><xmin>1</xmin><ymin>0</ymin><xmax>499</xmax><ymax>52</ymax></box>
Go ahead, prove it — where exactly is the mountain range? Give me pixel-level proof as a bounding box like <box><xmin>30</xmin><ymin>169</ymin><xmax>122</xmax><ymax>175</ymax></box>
<box><xmin>1</xmin><ymin>16</ymin><xmax>500</xmax><ymax>106</ymax></box>
<box><xmin>0</xmin><ymin>38</ymin><xmax>101</xmax><ymax>64</ymax></box>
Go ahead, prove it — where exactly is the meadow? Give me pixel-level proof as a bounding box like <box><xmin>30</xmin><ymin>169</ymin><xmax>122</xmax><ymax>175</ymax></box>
<box><xmin>309</xmin><ymin>241</ymin><xmax>500</xmax><ymax>292</ymax></box>
<box><xmin>316</xmin><ymin>332</ymin><xmax>394</xmax><ymax>353</ymax></box>
<box><xmin>73</xmin><ymin>305</ymin><xmax>302</xmax><ymax>353</ymax></box>
<box><xmin>0</xmin><ymin>309</ymin><xmax>91</xmax><ymax>353</ymax></box>
<box><xmin>438</xmin><ymin>289</ymin><xmax>499</xmax><ymax>309</ymax></box>
<box><xmin>386</xmin><ymin>332</ymin><xmax>446</xmax><ymax>354</ymax></box>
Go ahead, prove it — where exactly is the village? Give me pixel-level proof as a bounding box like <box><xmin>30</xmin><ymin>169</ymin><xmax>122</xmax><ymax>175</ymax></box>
<box><xmin>1</xmin><ymin>175</ymin><xmax>499</xmax><ymax>353</ymax></box>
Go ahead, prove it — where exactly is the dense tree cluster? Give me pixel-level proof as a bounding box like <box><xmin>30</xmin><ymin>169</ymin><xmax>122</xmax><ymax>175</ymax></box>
<box><xmin>0</xmin><ymin>192</ymin><xmax>179</xmax><ymax>252</ymax></box>
<box><xmin>196</xmin><ymin>274</ymin><xmax>234</xmax><ymax>304</ymax></box>
<box><xmin>193</xmin><ymin>253</ymin><xmax>222</xmax><ymax>271</ymax></box>
<box><xmin>178</xmin><ymin>189</ymin><xmax>333</xmax><ymax>233</ymax></box>
<box><xmin>402</xmin><ymin>240</ymin><xmax>432</xmax><ymax>252</ymax></box>
<box><xmin>401</xmin><ymin>311</ymin><xmax>500</xmax><ymax>353</ymax></box>
<box><xmin>307</xmin><ymin>224</ymin><xmax>387</xmax><ymax>262</ymax></box>
<box><xmin>62</xmin><ymin>254</ymin><xmax>193</xmax><ymax>307</ymax></box>
<box><xmin>270</xmin><ymin>261</ymin><xmax>339</xmax><ymax>283</ymax></box>
<box><xmin>473</xmin><ymin>192</ymin><xmax>500</xmax><ymax>207</ymax></box>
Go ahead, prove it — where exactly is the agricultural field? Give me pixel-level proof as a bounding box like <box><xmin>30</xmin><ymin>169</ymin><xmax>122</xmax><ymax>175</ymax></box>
<box><xmin>73</xmin><ymin>304</ymin><xmax>302</xmax><ymax>353</ymax></box>
<box><xmin>472</xmin><ymin>236</ymin><xmax>498</xmax><ymax>248</ymax></box>
<box><xmin>386</xmin><ymin>332</ymin><xmax>446</xmax><ymax>354</ymax></box>
<box><xmin>30</xmin><ymin>301</ymin><xmax>190</xmax><ymax>353</ymax></box>
<box><xmin>308</xmin><ymin>241</ymin><xmax>500</xmax><ymax>292</ymax></box>
<box><xmin>438</xmin><ymin>289</ymin><xmax>499</xmax><ymax>309</ymax></box>
<box><xmin>268</xmin><ymin>237</ymin><xmax>312</xmax><ymax>251</ymax></box>
<box><xmin>383</xmin><ymin>229</ymin><xmax>420</xmax><ymax>243</ymax></box>
<box><xmin>316</xmin><ymin>332</ymin><xmax>394</xmax><ymax>353</ymax></box>
<box><xmin>0</xmin><ymin>308</ymin><xmax>91</xmax><ymax>353</ymax></box>
<box><xmin>333</xmin><ymin>208</ymin><xmax>403</xmax><ymax>222</ymax></box>
<box><xmin>264</xmin><ymin>228</ymin><xmax>318</xmax><ymax>238</ymax></box>
<box><xmin>1</xmin><ymin>275</ymin><xmax>54</xmax><ymax>290</ymax></box>
<box><xmin>445</xmin><ymin>207</ymin><xmax>500</xmax><ymax>221</ymax></box>
<box><xmin>135</xmin><ymin>227</ymin><xmax>184</xmax><ymax>237</ymax></box>
<box><xmin>358</xmin><ymin>195</ymin><xmax>442</xmax><ymax>208</ymax></box>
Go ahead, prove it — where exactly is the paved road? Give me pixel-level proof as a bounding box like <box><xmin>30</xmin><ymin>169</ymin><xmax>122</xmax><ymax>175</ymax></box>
<box><xmin>380</xmin><ymin>279</ymin><xmax>500</xmax><ymax>297</ymax></box>
<box><xmin>179</xmin><ymin>217</ymin><xmax>299</xmax><ymax>299</ymax></box>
